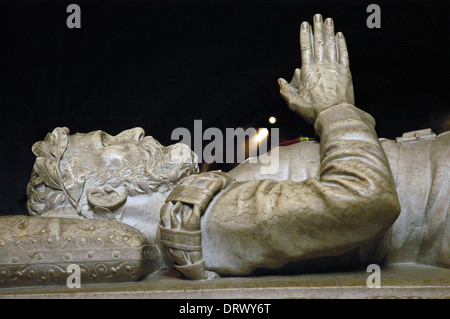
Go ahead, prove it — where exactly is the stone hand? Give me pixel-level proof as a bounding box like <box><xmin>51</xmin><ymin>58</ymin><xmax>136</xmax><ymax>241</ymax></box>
<box><xmin>278</xmin><ymin>14</ymin><xmax>355</xmax><ymax>124</ymax></box>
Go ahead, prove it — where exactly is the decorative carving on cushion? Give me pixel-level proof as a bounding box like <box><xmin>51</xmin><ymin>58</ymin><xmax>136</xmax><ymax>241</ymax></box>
<box><xmin>0</xmin><ymin>216</ymin><xmax>161</xmax><ymax>287</ymax></box>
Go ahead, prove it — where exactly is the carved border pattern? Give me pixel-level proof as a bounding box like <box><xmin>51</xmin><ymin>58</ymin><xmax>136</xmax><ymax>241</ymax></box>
<box><xmin>0</xmin><ymin>216</ymin><xmax>155</xmax><ymax>287</ymax></box>
<box><xmin>0</xmin><ymin>261</ymin><xmax>142</xmax><ymax>287</ymax></box>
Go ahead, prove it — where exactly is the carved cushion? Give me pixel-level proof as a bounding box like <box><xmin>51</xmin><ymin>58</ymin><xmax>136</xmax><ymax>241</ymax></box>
<box><xmin>0</xmin><ymin>215</ymin><xmax>161</xmax><ymax>288</ymax></box>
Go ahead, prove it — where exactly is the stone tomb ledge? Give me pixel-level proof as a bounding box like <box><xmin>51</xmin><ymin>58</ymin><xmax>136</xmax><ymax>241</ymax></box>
<box><xmin>0</xmin><ymin>263</ymin><xmax>448</xmax><ymax>299</ymax></box>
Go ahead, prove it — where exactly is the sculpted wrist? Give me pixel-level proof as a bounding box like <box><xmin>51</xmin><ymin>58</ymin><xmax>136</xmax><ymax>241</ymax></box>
<box><xmin>314</xmin><ymin>103</ymin><xmax>376</xmax><ymax>137</ymax></box>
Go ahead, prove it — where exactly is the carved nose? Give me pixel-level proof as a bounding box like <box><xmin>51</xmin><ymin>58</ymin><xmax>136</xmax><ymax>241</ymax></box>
<box><xmin>115</xmin><ymin>127</ymin><xmax>145</xmax><ymax>143</ymax></box>
<box><xmin>130</xmin><ymin>127</ymin><xmax>145</xmax><ymax>141</ymax></box>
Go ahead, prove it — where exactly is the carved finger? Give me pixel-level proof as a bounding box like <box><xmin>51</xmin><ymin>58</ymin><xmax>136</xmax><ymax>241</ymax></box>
<box><xmin>160</xmin><ymin>202</ymin><xmax>173</xmax><ymax>228</ymax></box>
<box><xmin>300</xmin><ymin>21</ymin><xmax>313</xmax><ymax>67</ymax></box>
<box><xmin>324</xmin><ymin>18</ymin><xmax>337</xmax><ymax>62</ymax></box>
<box><xmin>170</xmin><ymin>201</ymin><xmax>182</xmax><ymax>228</ymax></box>
<box><xmin>290</xmin><ymin>68</ymin><xmax>301</xmax><ymax>88</ymax></box>
<box><xmin>278</xmin><ymin>78</ymin><xmax>297</xmax><ymax>110</ymax></box>
<box><xmin>181</xmin><ymin>205</ymin><xmax>201</xmax><ymax>231</ymax></box>
<box><xmin>313</xmin><ymin>14</ymin><xmax>325</xmax><ymax>62</ymax></box>
<box><xmin>337</xmin><ymin>32</ymin><xmax>350</xmax><ymax>69</ymax></box>
<box><xmin>180</xmin><ymin>204</ymin><xmax>192</xmax><ymax>229</ymax></box>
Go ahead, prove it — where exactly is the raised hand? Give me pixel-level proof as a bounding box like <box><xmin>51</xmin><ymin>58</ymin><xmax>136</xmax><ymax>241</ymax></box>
<box><xmin>278</xmin><ymin>14</ymin><xmax>355</xmax><ymax>124</ymax></box>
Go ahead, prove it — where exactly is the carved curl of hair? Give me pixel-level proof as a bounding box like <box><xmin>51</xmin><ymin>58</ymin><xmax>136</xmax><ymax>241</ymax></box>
<box><xmin>27</xmin><ymin>127</ymin><xmax>199</xmax><ymax>218</ymax></box>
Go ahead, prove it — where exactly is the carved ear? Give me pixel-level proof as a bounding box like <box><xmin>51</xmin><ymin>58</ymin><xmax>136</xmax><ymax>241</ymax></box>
<box><xmin>86</xmin><ymin>185</ymin><xmax>127</xmax><ymax>211</ymax></box>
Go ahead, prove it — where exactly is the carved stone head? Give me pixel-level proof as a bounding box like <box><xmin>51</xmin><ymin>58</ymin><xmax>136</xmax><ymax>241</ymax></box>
<box><xmin>26</xmin><ymin>127</ymin><xmax>198</xmax><ymax>239</ymax></box>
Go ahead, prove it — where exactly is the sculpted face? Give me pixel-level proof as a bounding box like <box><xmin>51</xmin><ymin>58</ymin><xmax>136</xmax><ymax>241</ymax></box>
<box><xmin>27</xmin><ymin>127</ymin><xmax>198</xmax><ymax>240</ymax></box>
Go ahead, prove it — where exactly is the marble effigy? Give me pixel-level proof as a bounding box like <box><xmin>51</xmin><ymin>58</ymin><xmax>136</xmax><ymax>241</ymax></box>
<box><xmin>0</xmin><ymin>14</ymin><xmax>448</xmax><ymax>289</ymax></box>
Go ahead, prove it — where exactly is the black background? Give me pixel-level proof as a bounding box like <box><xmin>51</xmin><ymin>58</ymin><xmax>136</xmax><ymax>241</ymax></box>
<box><xmin>0</xmin><ymin>0</ymin><xmax>448</xmax><ymax>216</ymax></box>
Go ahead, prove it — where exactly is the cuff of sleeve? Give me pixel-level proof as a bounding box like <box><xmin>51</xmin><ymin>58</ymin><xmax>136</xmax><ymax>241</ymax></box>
<box><xmin>314</xmin><ymin>103</ymin><xmax>376</xmax><ymax>137</ymax></box>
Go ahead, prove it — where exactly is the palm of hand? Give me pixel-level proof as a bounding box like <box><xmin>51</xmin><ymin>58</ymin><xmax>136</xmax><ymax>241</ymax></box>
<box><xmin>279</xmin><ymin>15</ymin><xmax>355</xmax><ymax>124</ymax></box>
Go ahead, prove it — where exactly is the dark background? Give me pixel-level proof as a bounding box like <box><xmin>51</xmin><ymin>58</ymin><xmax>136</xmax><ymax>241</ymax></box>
<box><xmin>0</xmin><ymin>0</ymin><xmax>448</xmax><ymax>216</ymax></box>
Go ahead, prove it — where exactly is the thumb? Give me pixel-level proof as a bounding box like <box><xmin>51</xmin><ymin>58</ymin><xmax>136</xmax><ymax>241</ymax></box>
<box><xmin>278</xmin><ymin>78</ymin><xmax>296</xmax><ymax>109</ymax></box>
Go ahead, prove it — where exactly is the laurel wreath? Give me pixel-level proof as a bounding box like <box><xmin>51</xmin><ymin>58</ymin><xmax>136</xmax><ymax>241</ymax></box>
<box><xmin>31</xmin><ymin>127</ymin><xmax>90</xmax><ymax>218</ymax></box>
